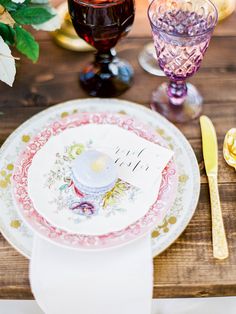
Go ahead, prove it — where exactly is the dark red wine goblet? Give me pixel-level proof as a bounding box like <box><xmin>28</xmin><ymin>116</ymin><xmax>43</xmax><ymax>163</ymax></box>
<box><xmin>68</xmin><ymin>0</ymin><xmax>135</xmax><ymax>97</ymax></box>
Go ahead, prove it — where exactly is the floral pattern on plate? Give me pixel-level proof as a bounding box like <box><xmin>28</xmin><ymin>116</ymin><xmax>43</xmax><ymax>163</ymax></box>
<box><xmin>0</xmin><ymin>98</ymin><xmax>200</xmax><ymax>257</ymax></box>
<box><xmin>12</xmin><ymin>112</ymin><xmax>178</xmax><ymax>249</ymax></box>
<box><xmin>44</xmin><ymin>142</ymin><xmax>137</xmax><ymax>224</ymax></box>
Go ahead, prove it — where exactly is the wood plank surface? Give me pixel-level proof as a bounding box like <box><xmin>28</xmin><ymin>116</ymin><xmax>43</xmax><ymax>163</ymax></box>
<box><xmin>0</xmin><ymin>0</ymin><xmax>236</xmax><ymax>299</ymax></box>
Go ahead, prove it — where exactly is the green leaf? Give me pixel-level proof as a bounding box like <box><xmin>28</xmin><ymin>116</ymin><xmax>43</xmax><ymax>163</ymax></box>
<box><xmin>15</xmin><ymin>25</ymin><xmax>39</xmax><ymax>62</ymax></box>
<box><xmin>0</xmin><ymin>22</ymin><xmax>15</xmax><ymax>45</ymax></box>
<box><xmin>0</xmin><ymin>0</ymin><xmax>18</xmax><ymax>11</ymax></box>
<box><xmin>11</xmin><ymin>7</ymin><xmax>54</xmax><ymax>25</ymax></box>
<box><xmin>30</xmin><ymin>0</ymin><xmax>49</xmax><ymax>3</ymax></box>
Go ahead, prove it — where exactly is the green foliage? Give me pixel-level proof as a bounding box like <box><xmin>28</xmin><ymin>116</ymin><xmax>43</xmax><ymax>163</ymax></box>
<box><xmin>0</xmin><ymin>0</ymin><xmax>18</xmax><ymax>11</ymax></box>
<box><xmin>0</xmin><ymin>22</ymin><xmax>15</xmax><ymax>44</ymax></box>
<box><xmin>15</xmin><ymin>25</ymin><xmax>39</xmax><ymax>62</ymax></box>
<box><xmin>31</xmin><ymin>0</ymin><xmax>49</xmax><ymax>3</ymax></box>
<box><xmin>0</xmin><ymin>0</ymin><xmax>55</xmax><ymax>63</ymax></box>
<box><xmin>11</xmin><ymin>6</ymin><xmax>54</xmax><ymax>25</ymax></box>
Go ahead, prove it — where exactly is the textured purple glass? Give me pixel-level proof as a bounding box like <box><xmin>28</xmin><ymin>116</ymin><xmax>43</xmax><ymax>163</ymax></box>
<box><xmin>148</xmin><ymin>0</ymin><xmax>218</xmax><ymax>122</ymax></box>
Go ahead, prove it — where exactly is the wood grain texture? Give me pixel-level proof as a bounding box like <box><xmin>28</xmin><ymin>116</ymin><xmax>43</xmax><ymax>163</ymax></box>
<box><xmin>0</xmin><ymin>0</ymin><xmax>236</xmax><ymax>299</ymax></box>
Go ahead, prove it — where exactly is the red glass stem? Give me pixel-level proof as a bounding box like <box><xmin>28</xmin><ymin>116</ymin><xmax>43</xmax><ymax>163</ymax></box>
<box><xmin>167</xmin><ymin>80</ymin><xmax>188</xmax><ymax>106</ymax></box>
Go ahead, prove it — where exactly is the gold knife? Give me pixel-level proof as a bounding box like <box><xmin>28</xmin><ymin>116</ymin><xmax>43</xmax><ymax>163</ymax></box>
<box><xmin>200</xmin><ymin>115</ymin><xmax>229</xmax><ymax>260</ymax></box>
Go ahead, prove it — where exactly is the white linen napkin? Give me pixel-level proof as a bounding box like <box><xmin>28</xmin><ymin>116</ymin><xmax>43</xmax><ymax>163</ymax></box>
<box><xmin>30</xmin><ymin>234</ymin><xmax>153</xmax><ymax>314</ymax></box>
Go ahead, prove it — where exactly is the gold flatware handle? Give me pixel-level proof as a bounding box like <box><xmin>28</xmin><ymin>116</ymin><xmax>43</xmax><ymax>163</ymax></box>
<box><xmin>208</xmin><ymin>175</ymin><xmax>229</xmax><ymax>260</ymax></box>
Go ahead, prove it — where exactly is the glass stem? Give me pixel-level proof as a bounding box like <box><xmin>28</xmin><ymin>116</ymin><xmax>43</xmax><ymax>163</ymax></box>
<box><xmin>95</xmin><ymin>48</ymin><xmax>116</xmax><ymax>69</ymax></box>
<box><xmin>167</xmin><ymin>80</ymin><xmax>187</xmax><ymax>106</ymax></box>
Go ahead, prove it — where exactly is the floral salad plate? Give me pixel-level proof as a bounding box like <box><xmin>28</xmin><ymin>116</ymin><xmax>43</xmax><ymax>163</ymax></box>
<box><xmin>12</xmin><ymin>112</ymin><xmax>177</xmax><ymax>249</ymax></box>
<box><xmin>0</xmin><ymin>99</ymin><xmax>200</xmax><ymax>257</ymax></box>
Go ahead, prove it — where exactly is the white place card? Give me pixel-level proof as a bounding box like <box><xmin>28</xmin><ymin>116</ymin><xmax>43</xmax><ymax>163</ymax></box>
<box><xmin>99</xmin><ymin>126</ymin><xmax>173</xmax><ymax>191</ymax></box>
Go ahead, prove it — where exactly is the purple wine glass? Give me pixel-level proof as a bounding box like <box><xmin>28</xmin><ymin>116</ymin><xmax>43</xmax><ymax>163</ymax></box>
<box><xmin>148</xmin><ymin>0</ymin><xmax>218</xmax><ymax>123</ymax></box>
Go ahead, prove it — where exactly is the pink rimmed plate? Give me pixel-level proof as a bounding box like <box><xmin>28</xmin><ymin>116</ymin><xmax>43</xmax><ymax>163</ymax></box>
<box><xmin>12</xmin><ymin>112</ymin><xmax>178</xmax><ymax>250</ymax></box>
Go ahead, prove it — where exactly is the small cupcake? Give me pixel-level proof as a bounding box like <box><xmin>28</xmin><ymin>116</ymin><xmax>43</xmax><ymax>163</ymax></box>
<box><xmin>72</xmin><ymin>150</ymin><xmax>117</xmax><ymax>196</ymax></box>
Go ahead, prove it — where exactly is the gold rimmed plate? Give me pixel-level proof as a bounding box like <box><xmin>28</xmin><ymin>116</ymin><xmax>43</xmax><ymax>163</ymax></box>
<box><xmin>0</xmin><ymin>98</ymin><xmax>200</xmax><ymax>257</ymax></box>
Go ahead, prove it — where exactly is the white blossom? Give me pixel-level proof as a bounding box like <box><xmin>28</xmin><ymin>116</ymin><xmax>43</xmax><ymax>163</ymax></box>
<box><xmin>11</xmin><ymin>0</ymin><xmax>25</xmax><ymax>3</ymax></box>
<box><xmin>0</xmin><ymin>36</ymin><xmax>16</xmax><ymax>86</ymax></box>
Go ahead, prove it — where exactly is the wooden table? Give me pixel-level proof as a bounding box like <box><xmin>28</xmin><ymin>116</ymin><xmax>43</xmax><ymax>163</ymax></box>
<box><xmin>0</xmin><ymin>1</ymin><xmax>236</xmax><ymax>299</ymax></box>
